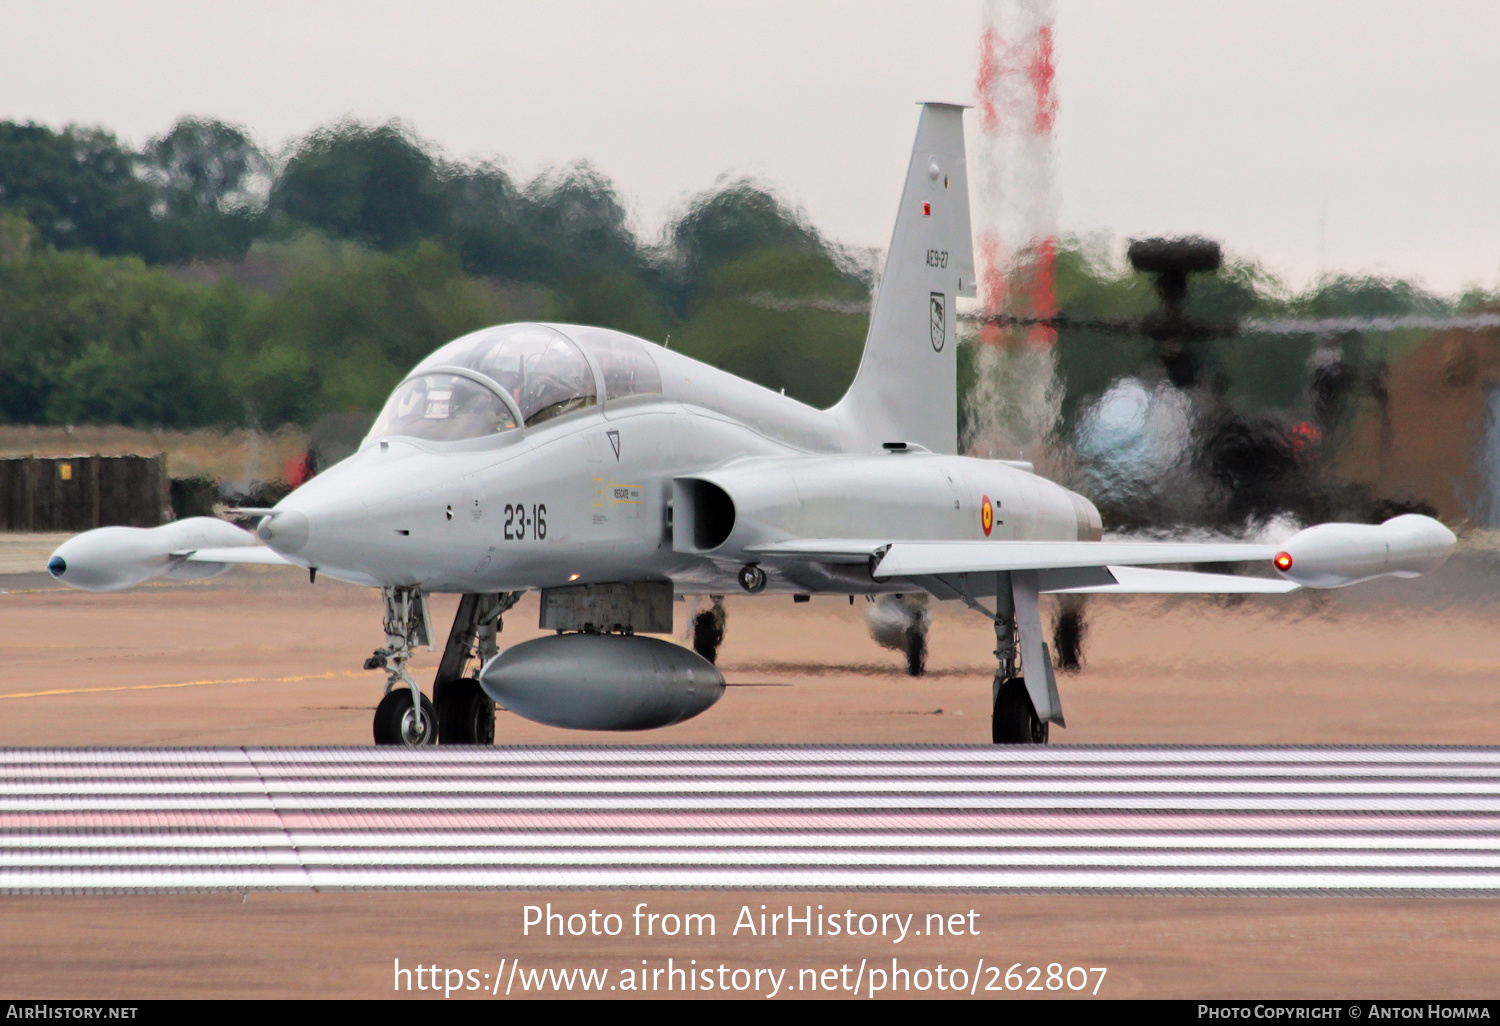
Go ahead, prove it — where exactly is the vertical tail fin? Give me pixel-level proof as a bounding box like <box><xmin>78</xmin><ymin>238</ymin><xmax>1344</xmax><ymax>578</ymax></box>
<box><xmin>833</xmin><ymin>103</ymin><xmax>976</xmax><ymax>455</ymax></box>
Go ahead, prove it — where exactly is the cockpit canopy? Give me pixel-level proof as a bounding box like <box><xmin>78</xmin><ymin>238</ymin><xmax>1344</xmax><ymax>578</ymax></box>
<box><xmin>368</xmin><ymin>373</ymin><xmax>518</xmax><ymax>443</ymax></box>
<box><xmin>367</xmin><ymin>324</ymin><xmax>662</xmax><ymax>445</ymax></box>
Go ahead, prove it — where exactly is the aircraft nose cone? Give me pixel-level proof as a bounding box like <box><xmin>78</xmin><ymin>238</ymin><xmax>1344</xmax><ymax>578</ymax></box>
<box><xmin>257</xmin><ymin>510</ymin><xmax>311</xmax><ymax>554</ymax></box>
<box><xmin>47</xmin><ymin>555</ymin><xmax>66</xmax><ymax>577</ymax></box>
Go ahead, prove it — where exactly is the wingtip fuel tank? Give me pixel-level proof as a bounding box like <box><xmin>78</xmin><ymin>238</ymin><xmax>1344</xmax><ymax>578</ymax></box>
<box><xmin>47</xmin><ymin>518</ymin><xmax>262</xmax><ymax>592</ymax></box>
<box><xmin>1272</xmin><ymin>514</ymin><xmax>1456</xmax><ymax>589</ymax></box>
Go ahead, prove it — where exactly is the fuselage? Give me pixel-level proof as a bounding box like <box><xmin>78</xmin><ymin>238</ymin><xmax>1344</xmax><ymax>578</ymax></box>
<box><xmin>262</xmin><ymin>322</ymin><xmax>1101</xmax><ymax>595</ymax></box>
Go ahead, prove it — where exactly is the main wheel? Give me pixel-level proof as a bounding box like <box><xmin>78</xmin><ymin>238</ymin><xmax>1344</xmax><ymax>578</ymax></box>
<box><xmin>992</xmin><ymin>677</ymin><xmax>1048</xmax><ymax>744</ymax></box>
<box><xmin>373</xmin><ymin>688</ymin><xmax>438</xmax><ymax>746</ymax></box>
<box><xmin>692</xmin><ymin>606</ymin><xmax>725</xmax><ymax>664</ymax></box>
<box><xmin>1052</xmin><ymin>604</ymin><xmax>1087</xmax><ymax>672</ymax></box>
<box><xmin>435</xmin><ymin>677</ymin><xmax>495</xmax><ymax>745</ymax></box>
<box><xmin>903</xmin><ymin>626</ymin><xmax>927</xmax><ymax>677</ymax></box>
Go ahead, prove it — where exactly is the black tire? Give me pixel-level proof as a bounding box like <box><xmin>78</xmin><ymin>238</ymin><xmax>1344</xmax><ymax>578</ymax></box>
<box><xmin>992</xmin><ymin>677</ymin><xmax>1048</xmax><ymax>744</ymax></box>
<box><xmin>1052</xmin><ymin>606</ymin><xmax>1087</xmax><ymax>673</ymax></box>
<box><xmin>436</xmin><ymin>677</ymin><xmax>495</xmax><ymax>745</ymax></box>
<box><xmin>693</xmin><ymin>608</ymin><xmax>725</xmax><ymax>664</ymax></box>
<box><xmin>373</xmin><ymin>688</ymin><xmax>438</xmax><ymax>746</ymax></box>
<box><xmin>903</xmin><ymin>627</ymin><xmax>927</xmax><ymax>677</ymax></box>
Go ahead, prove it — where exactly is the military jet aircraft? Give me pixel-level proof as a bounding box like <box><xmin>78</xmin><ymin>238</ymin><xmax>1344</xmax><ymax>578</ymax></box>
<box><xmin>47</xmin><ymin>103</ymin><xmax>1457</xmax><ymax>746</ymax></box>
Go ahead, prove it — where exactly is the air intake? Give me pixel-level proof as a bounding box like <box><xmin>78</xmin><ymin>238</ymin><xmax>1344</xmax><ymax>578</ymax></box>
<box><xmin>671</xmin><ymin>478</ymin><xmax>736</xmax><ymax>553</ymax></box>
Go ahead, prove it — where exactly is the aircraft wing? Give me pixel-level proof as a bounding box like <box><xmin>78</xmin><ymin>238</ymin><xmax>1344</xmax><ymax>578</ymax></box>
<box><xmin>748</xmin><ymin>537</ymin><xmax>1283</xmax><ymax>573</ymax></box>
<box><xmin>752</xmin><ymin>515</ymin><xmax>1455</xmax><ymax>594</ymax></box>
<box><xmin>1050</xmin><ymin>566</ymin><xmax>1297</xmax><ymax>594</ymax></box>
<box><xmin>872</xmin><ymin>539</ymin><xmax>1278</xmax><ymax>577</ymax></box>
<box><xmin>178</xmin><ymin>546</ymin><xmax>296</xmax><ymax>566</ymax></box>
<box><xmin>748</xmin><ymin>538</ymin><xmax>1292</xmax><ymax>594</ymax></box>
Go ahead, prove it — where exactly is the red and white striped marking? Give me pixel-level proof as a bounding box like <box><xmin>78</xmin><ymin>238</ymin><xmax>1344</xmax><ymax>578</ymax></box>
<box><xmin>2</xmin><ymin>745</ymin><xmax>1499</xmax><ymax>893</ymax></box>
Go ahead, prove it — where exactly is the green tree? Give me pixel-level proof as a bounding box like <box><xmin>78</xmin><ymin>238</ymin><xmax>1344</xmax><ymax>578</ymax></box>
<box><xmin>144</xmin><ymin>116</ymin><xmax>270</xmax><ymax>261</ymax></box>
<box><xmin>672</xmin><ymin>249</ymin><xmax>868</xmax><ymax>407</ymax></box>
<box><xmin>261</xmin><ymin>240</ymin><xmax>542</xmax><ymax>420</ymax></box>
<box><xmin>0</xmin><ymin>122</ymin><xmax>160</xmax><ymax>258</ymax></box>
<box><xmin>666</xmin><ymin>179</ymin><xmax>837</xmax><ymax>306</ymax></box>
<box><xmin>272</xmin><ymin>120</ymin><xmax>449</xmax><ymax>251</ymax></box>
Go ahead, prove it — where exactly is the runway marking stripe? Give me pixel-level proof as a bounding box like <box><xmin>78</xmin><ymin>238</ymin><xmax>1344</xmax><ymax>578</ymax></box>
<box><xmin>2</xmin><ymin>850</ymin><xmax>1498</xmax><ymax>870</ymax></box>
<box><xmin>7</xmin><ymin>745</ymin><xmax>1500</xmax><ymax>763</ymax></box>
<box><xmin>13</xmin><ymin>764</ymin><xmax>1500</xmax><ymax>782</ymax></box>
<box><xmin>0</xmin><ymin>671</ymin><xmax>364</xmax><ymax>701</ymax></box>
<box><xmin>3</xmin><ymin>746</ymin><xmax>1500</xmax><ymax>893</ymax></box>
<box><xmin>4</xmin><ymin>810</ymin><xmax>1500</xmax><ymax>831</ymax></box>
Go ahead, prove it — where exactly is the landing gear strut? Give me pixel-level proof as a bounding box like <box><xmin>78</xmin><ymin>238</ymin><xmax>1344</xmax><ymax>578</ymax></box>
<box><xmin>954</xmin><ymin>572</ymin><xmax>1062</xmax><ymax>745</ymax></box>
<box><xmin>432</xmin><ymin>591</ymin><xmax>522</xmax><ymax>744</ymax></box>
<box><xmin>988</xmin><ymin>576</ymin><xmax>1044</xmax><ymax>743</ymax></box>
<box><xmin>367</xmin><ymin>587</ymin><xmax>522</xmax><ymax>746</ymax></box>
<box><xmin>369</xmin><ymin>585</ymin><xmax>437</xmax><ymax>746</ymax></box>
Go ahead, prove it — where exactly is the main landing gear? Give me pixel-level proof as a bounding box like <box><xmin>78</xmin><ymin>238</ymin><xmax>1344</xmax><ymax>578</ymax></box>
<box><xmin>992</xmin><ymin>678</ymin><xmax>1048</xmax><ymax>744</ymax></box>
<box><xmin>866</xmin><ymin>594</ymin><xmax>931</xmax><ymax>676</ymax></box>
<box><xmin>950</xmin><ymin>571</ymin><xmax>1063</xmax><ymax>745</ymax></box>
<box><xmin>367</xmin><ymin>587</ymin><xmax>521</xmax><ymax>746</ymax></box>
<box><xmin>692</xmin><ymin>595</ymin><xmax>726</xmax><ymax>663</ymax></box>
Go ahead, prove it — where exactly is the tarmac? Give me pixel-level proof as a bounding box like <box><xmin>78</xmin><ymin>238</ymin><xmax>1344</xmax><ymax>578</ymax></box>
<box><xmin>1</xmin><ymin>538</ymin><xmax>1499</xmax><ymax>997</ymax></box>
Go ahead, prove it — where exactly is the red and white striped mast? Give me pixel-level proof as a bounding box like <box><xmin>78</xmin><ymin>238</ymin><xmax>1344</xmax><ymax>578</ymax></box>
<box><xmin>967</xmin><ymin>0</ymin><xmax>1063</xmax><ymax>462</ymax></box>
<box><xmin>975</xmin><ymin>0</ymin><xmax>1059</xmax><ymax>348</ymax></box>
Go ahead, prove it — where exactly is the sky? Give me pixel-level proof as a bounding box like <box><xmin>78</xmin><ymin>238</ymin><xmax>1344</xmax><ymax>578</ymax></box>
<box><xmin>3</xmin><ymin>0</ymin><xmax>1498</xmax><ymax>293</ymax></box>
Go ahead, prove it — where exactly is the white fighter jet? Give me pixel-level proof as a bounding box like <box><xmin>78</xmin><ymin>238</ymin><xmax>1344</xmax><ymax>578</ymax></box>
<box><xmin>47</xmin><ymin>104</ymin><xmax>1456</xmax><ymax>746</ymax></box>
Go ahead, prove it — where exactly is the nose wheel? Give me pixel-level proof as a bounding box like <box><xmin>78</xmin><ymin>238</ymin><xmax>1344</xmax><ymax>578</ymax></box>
<box><xmin>373</xmin><ymin>688</ymin><xmax>438</xmax><ymax>745</ymax></box>
<box><xmin>368</xmin><ymin>585</ymin><xmax>439</xmax><ymax>747</ymax></box>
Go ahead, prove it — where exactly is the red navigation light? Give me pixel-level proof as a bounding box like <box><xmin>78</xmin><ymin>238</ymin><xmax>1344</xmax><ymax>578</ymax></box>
<box><xmin>922</xmin><ymin>202</ymin><xmax>931</xmax><ymax>216</ymax></box>
<box><xmin>1274</xmin><ymin>552</ymin><xmax>1293</xmax><ymax>572</ymax></box>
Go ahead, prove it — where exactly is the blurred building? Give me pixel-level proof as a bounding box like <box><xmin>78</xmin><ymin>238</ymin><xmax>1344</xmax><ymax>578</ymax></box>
<box><xmin>1341</xmin><ymin>324</ymin><xmax>1500</xmax><ymax>525</ymax></box>
<box><xmin>0</xmin><ymin>454</ymin><xmax>168</xmax><ymax>531</ymax></box>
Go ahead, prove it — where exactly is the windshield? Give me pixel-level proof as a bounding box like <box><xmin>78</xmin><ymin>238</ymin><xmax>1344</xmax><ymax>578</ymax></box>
<box><xmin>368</xmin><ymin>373</ymin><xmax>518</xmax><ymax>442</ymax></box>
<box><xmin>418</xmin><ymin>324</ymin><xmax>597</xmax><ymax>427</ymax></box>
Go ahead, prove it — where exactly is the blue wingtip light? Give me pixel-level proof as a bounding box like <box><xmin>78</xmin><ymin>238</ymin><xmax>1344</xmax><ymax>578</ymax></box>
<box><xmin>47</xmin><ymin>555</ymin><xmax>66</xmax><ymax>577</ymax></box>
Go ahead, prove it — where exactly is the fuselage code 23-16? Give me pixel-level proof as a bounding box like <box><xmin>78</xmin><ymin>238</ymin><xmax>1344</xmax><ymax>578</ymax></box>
<box><xmin>503</xmin><ymin>503</ymin><xmax>547</xmax><ymax>541</ymax></box>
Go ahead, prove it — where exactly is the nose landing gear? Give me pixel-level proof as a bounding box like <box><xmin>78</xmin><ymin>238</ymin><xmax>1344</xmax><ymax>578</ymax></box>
<box><xmin>369</xmin><ymin>585</ymin><xmax>438</xmax><ymax>746</ymax></box>
<box><xmin>374</xmin><ymin>688</ymin><xmax>438</xmax><ymax>745</ymax></box>
<box><xmin>368</xmin><ymin>587</ymin><xmax>523</xmax><ymax>746</ymax></box>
